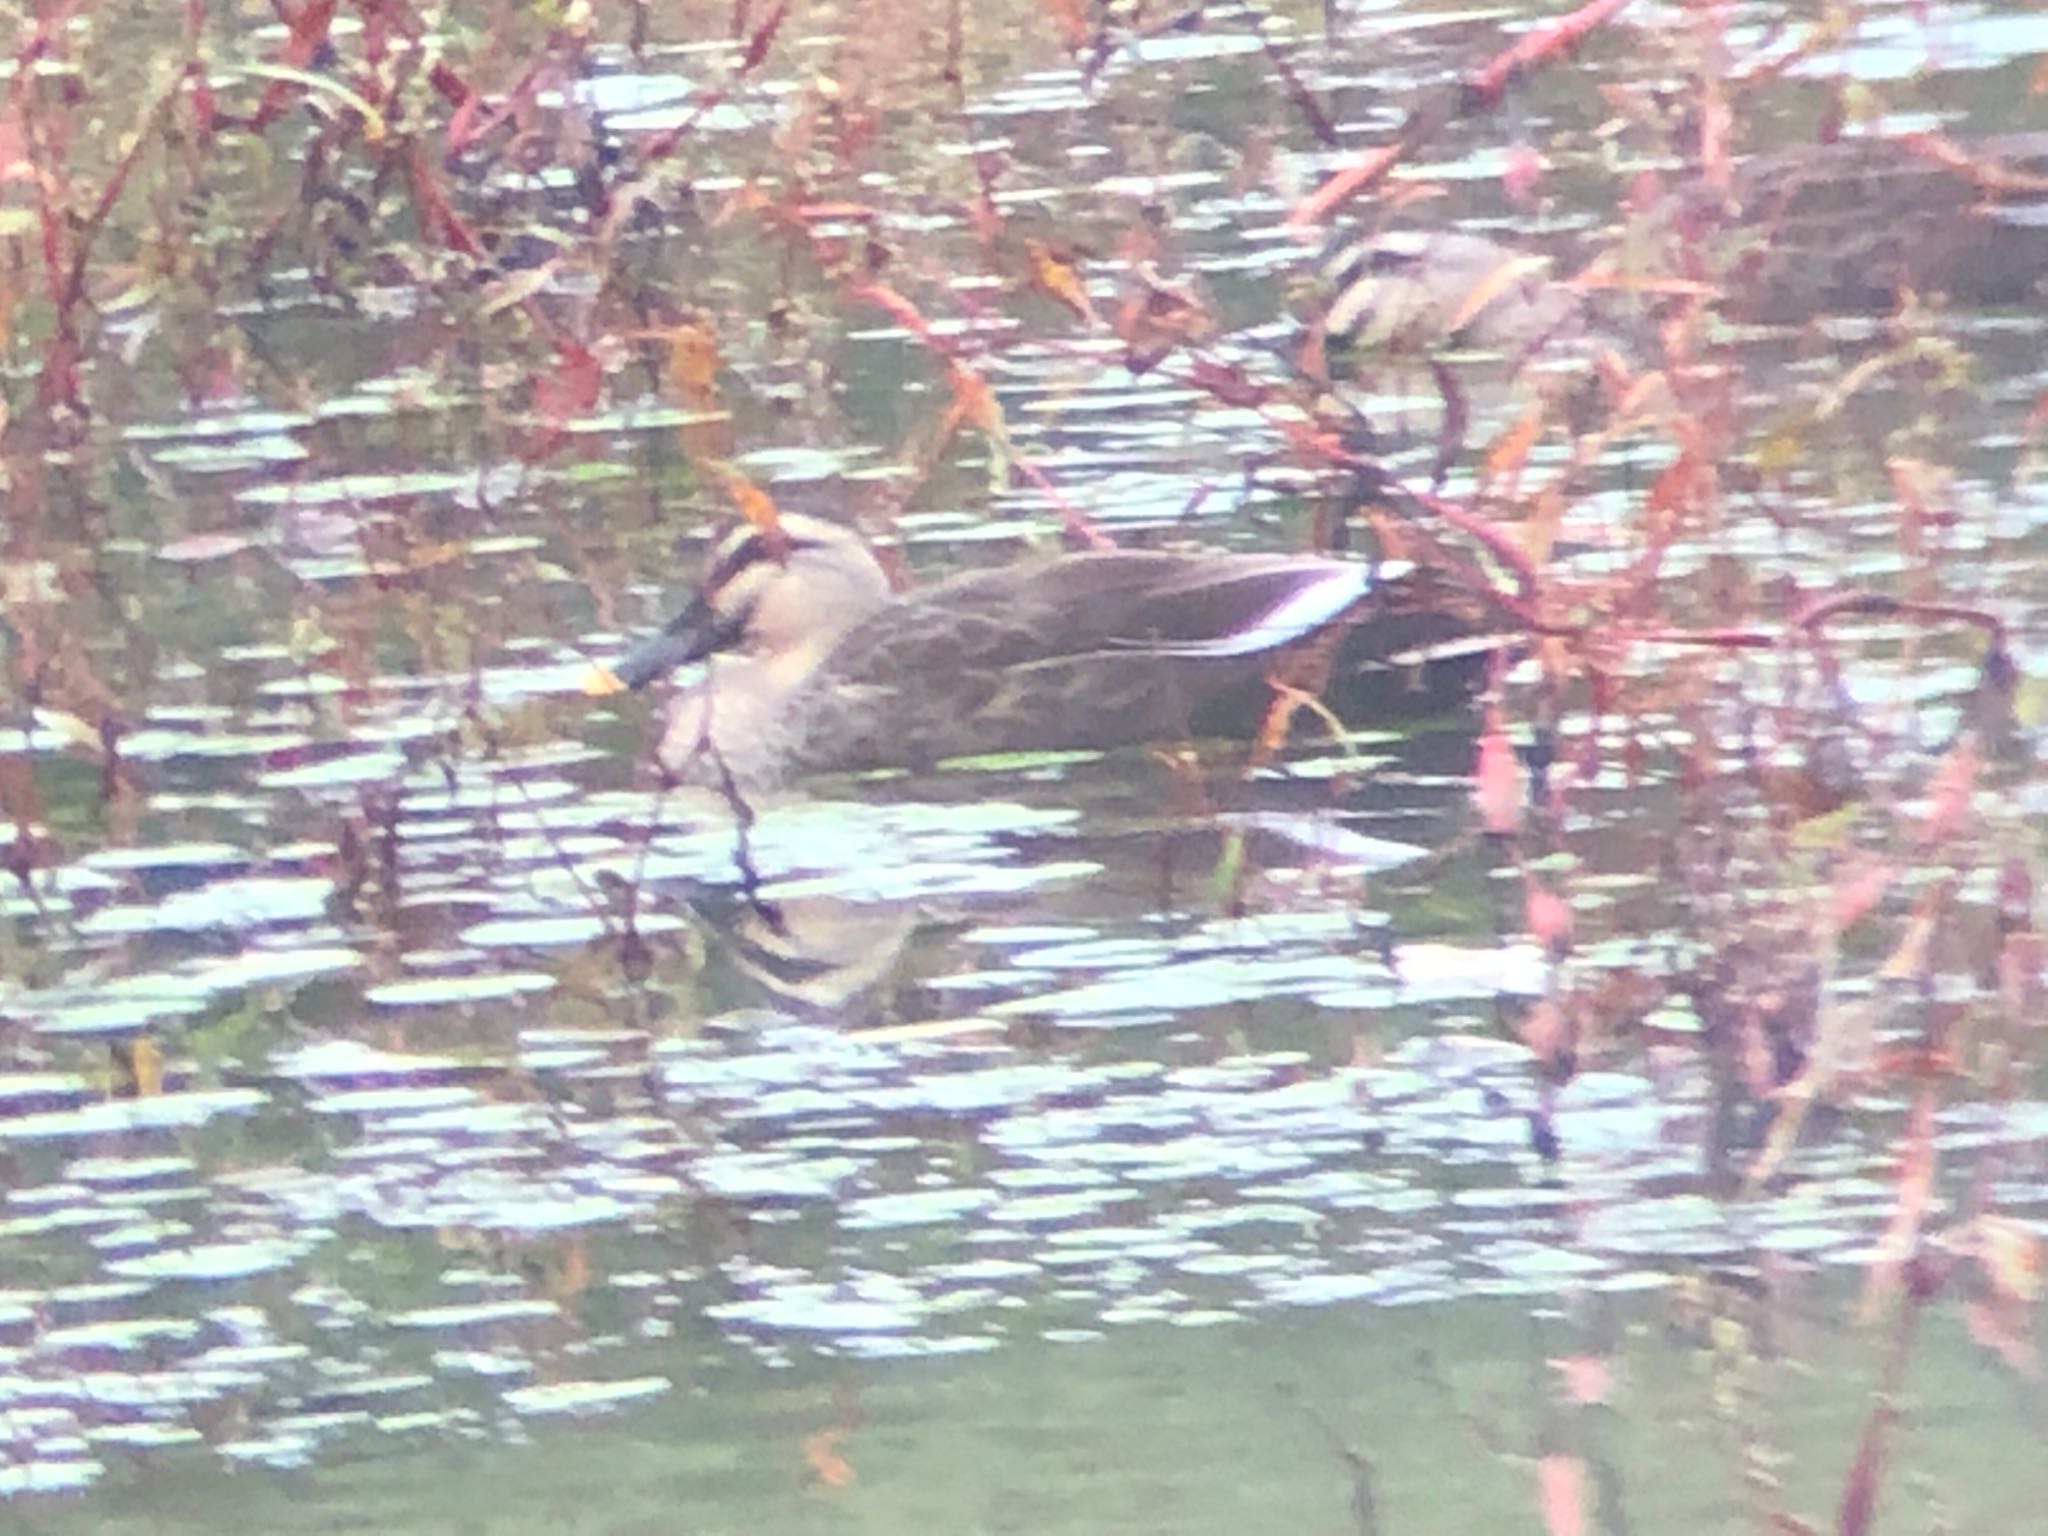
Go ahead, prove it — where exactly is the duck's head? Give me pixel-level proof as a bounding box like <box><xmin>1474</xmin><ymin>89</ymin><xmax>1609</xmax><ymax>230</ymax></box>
<box><xmin>1315</xmin><ymin>229</ymin><xmax>1570</xmax><ymax>357</ymax></box>
<box><xmin>591</xmin><ymin>513</ymin><xmax>893</xmax><ymax>693</ymax></box>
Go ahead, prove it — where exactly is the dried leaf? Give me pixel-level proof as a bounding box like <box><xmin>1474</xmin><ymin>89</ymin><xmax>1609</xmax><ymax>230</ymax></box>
<box><xmin>1025</xmin><ymin>238</ymin><xmax>1097</xmax><ymax>325</ymax></box>
<box><xmin>1042</xmin><ymin>0</ymin><xmax>1091</xmax><ymax>50</ymax></box>
<box><xmin>582</xmin><ymin>666</ymin><xmax>628</xmax><ymax>699</ymax></box>
<box><xmin>1483</xmin><ymin>405</ymin><xmax>1545</xmax><ymax>483</ymax></box>
<box><xmin>1444</xmin><ymin>253</ymin><xmax>1550</xmax><ymax>336</ymax></box>
<box><xmin>668</xmin><ymin>322</ymin><xmax>733</xmax><ymax>463</ymax></box>
<box><xmin>1115</xmin><ymin>271</ymin><xmax>1210</xmax><ymax>372</ymax></box>
<box><xmin>111</xmin><ymin>1035</ymin><xmax>165</xmax><ymax>1097</ymax></box>
<box><xmin>667</xmin><ymin>322</ymin><xmax>723</xmax><ymax>409</ymax></box>
<box><xmin>711</xmin><ymin>465</ymin><xmax>783</xmax><ymax>536</ymax></box>
<box><xmin>951</xmin><ymin>366</ymin><xmax>1003</xmax><ymax>437</ymax></box>
<box><xmin>804</xmin><ymin>1428</ymin><xmax>856</xmax><ymax>1488</ymax></box>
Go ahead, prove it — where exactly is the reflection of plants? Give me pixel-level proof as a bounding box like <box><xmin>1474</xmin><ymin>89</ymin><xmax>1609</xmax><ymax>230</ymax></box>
<box><xmin>1280</xmin><ymin>7</ymin><xmax>2039</xmax><ymax>1532</ymax></box>
<box><xmin>0</xmin><ymin>0</ymin><xmax>2040</xmax><ymax>1522</ymax></box>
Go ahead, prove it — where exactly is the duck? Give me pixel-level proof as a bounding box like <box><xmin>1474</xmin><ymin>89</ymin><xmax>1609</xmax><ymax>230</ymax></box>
<box><xmin>1314</xmin><ymin>229</ymin><xmax>1589</xmax><ymax>362</ymax></box>
<box><xmin>587</xmin><ymin>514</ymin><xmax>1442</xmax><ymax>789</ymax></box>
<box><xmin>1314</xmin><ymin>131</ymin><xmax>2048</xmax><ymax>356</ymax></box>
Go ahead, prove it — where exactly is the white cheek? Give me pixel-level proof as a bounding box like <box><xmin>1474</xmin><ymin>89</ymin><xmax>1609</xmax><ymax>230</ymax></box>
<box><xmin>743</xmin><ymin>583</ymin><xmax>807</xmax><ymax>652</ymax></box>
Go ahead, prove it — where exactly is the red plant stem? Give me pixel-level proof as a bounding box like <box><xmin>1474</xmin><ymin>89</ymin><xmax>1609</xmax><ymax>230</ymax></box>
<box><xmin>59</xmin><ymin>70</ymin><xmax>193</xmax><ymax>310</ymax></box>
<box><xmin>1836</xmin><ymin>1290</ymin><xmax>1922</xmax><ymax>1536</ymax></box>
<box><xmin>1463</xmin><ymin>0</ymin><xmax>1637</xmax><ymax>108</ymax></box>
<box><xmin>635</xmin><ymin>0</ymin><xmax>790</xmax><ymax>164</ymax></box>
<box><xmin>1246</xmin><ymin>1</ymin><xmax>1338</xmax><ymax>148</ymax></box>
<box><xmin>942</xmin><ymin>0</ymin><xmax>1002</xmax><ymax>246</ymax></box>
<box><xmin>1289</xmin><ymin>0</ymin><xmax>1636</xmax><ymax>226</ymax></box>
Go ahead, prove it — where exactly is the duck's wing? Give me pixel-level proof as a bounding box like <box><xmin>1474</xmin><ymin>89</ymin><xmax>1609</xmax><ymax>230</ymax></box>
<box><xmin>826</xmin><ymin>551</ymin><xmax>1387</xmax><ymax>682</ymax></box>
<box><xmin>794</xmin><ymin>551</ymin><xmax>1399</xmax><ymax>768</ymax></box>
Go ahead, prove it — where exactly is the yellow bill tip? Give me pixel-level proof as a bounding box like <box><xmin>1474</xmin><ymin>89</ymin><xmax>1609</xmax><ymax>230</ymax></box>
<box><xmin>581</xmin><ymin>664</ymin><xmax>629</xmax><ymax>698</ymax></box>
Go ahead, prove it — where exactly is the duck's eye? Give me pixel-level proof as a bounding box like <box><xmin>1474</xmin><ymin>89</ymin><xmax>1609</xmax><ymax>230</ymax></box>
<box><xmin>1322</xmin><ymin>238</ymin><xmax>1422</xmax><ymax>291</ymax></box>
<box><xmin>703</xmin><ymin>532</ymin><xmax>774</xmax><ymax>596</ymax></box>
<box><xmin>704</xmin><ymin>528</ymin><xmax>831</xmax><ymax>597</ymax></box>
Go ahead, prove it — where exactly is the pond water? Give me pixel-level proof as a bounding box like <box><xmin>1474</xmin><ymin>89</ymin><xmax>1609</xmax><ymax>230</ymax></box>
<box><xmin>16</xmin><ymin>1292</ymin><xmax>2048</xmax><ymax>1535</ymax></box>
<box><xmin>3</xmin><ymin>0</ymin><xmax>2046</xmax><ymax>1529</ymax></box>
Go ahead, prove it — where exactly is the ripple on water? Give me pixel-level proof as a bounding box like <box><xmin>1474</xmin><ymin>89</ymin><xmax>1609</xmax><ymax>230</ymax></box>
<box><xmin>0</xmin><ymin>1091</ymin><xmax>268</xmax><ymax>1143</ymax></box>
<box><xmin>503</xmin><ymin>1376</ymin><xmax>674</xmax><ymax>1417</ymax></box>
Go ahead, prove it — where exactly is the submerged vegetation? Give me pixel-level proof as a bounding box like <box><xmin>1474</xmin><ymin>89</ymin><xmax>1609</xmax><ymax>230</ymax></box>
<box><xmin>1</xmin><ymin>0</ymin><xmax>2044</xmax><ymax>1529</ymax></box>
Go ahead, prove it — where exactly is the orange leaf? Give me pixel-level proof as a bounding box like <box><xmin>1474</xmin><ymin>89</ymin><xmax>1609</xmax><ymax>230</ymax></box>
<box><xmin>714</xmin><ymin>466</ymin><xmax>783</xmax><ymax>535</ymax></box>
<box><xmin>1483</xmin><ymin>405</ymin><xmax>1546</xmax><ymax>484</ymax></box>
<box><xmin>1444</xmin><ymin>253</ymin><xmax>1551</xmax><ymax>336</ymax></box>
<box><xmin>1026</xmin><ymin>238</ymin><xmax>1097</xmax><ymax>325</ymax></box>
<box><xmin>113</xmin><ymin>1035</ymin><xmax>165</xmax><ymax>1097</ymax></box>
<box><xmin>1115</xmin><ymin>276</ymin><xmax>1210</xmax><ymax>373</ymax></box>
<box><xmin>667</xmin><ymin>323</ymin><xmax>723</xmax><ymax>411</ymax></box>
<box><xmin>1042</xmin><ymin>0</ymin><xmax>1091</xmax><ymax>50</ymax></box>
<box><xmin>1286</xmin><ymin>142</ymin><xmax>1406</xmax><ymax>227</ymax></box>
<box><xmin>668</xmin><ymin>322</ymin><xmax>733</xmax><ymax>463</ymax></box>
<box><xmin>403</xmin><ymin>540</ymin><xmax>467</xmax><ymax>573</ymax></box>
<box><xmin>803</xmin><ymin>1428</ymin><xmax>856</xmax><ymax>1488</ymax></box>
<box><xmin>950</xmin><ymin>367</ymin><xmax>1004</xmax><ymax>437</ymax></box>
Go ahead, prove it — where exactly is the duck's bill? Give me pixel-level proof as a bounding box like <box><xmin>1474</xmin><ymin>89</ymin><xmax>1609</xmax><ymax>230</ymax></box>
<box><xmin>581</xmin><ymin>597</ymin><xmax>736</xmax><ymax>696</ymax></box>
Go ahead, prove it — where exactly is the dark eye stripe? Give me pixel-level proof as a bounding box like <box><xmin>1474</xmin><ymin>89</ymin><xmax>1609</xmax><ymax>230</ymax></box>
<box><xmin>1322</xmin><ymin>236</ymin><xmax>1425</xmax><ymax>288</ymax></box>
<box><xmin>703</xmin><ymin>532</ymin><xmax>771</xmax><ymax>594</ymax></box>
<box><xmin>699</xmin><ymin>526</ymin><xmax>825</xmax><ymax>596</ymax></box>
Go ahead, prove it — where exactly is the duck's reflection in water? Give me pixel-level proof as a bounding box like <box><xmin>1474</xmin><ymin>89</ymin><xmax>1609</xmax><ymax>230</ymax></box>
<box><xmin>675</xmin><ymin>802</ymin><xmax>1444</xmax><ymax>1028</ymax></box>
